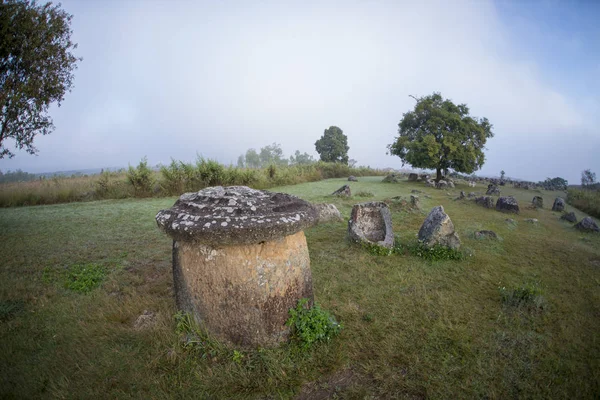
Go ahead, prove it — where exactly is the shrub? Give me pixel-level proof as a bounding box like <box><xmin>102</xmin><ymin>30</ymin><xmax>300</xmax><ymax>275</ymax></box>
<box><xmin>393</xmin><ymin>238</ymin><xmax>464</xmax><ymax>261</ymax></box>
<box><xmin>286</xmin><ymin>298</ymin><xmax>342</xmax><ymax>349</ymax></box>
<box><xmin>127</xmin><ymin>157</ymin><xmax>155</xmax><ymax>197</ymax></box>
<box><xmin>567</xmin><ymin>188</ymin><xmax>600</xmax><ymax>219</ymax></box>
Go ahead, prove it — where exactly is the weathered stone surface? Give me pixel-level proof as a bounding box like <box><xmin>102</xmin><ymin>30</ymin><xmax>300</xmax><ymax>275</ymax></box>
<box><xmin>410</xmin><ymin>195</ymin><xmax>420</xmax><ymax>209</ymax></box>
<box><xmin>532</xmin><ymin>196</ymin><xmax>544</xmax><ymax>208</ymax></box>
<box><xmin>172</xmin><ymin>231</ymin><xmax>313</xmax><ymax>347</ymax></box>
<box><xmin>448</xmin><ymin>181</ymin><xmax>455</xmax><ymax>188</ymax></box>
<box><xmin>468</xmin><ymin>192</ymin><xmax>477</xmax><ymax>198</ymax></box>
<box><xmin>419</xmin><ymin>174</ymin><xmax>430</xmax><ymax>181</ymax></box>
<box><xmin>459</xmin><ymin>191</ymin><xmax>466</xmax><ymax>199</ymax></box>
<box><xmin>332</xmin><ymin>184</ymin><xmax>351</xmax><ymax>197</ymax></box>
<box><xmin>475</xmin><ymin>230</ymin><xmax>498</xmax><ymax>240</ymax></box>
<box><xmin>475</xmin><ymin>196</ymin><xmax>495</xmax><ymax>209</ymax></box>
<box><xmin>561</xmin><ymin>211</ymin><xmax>577</xmax><ymax>223</ymax></box>
<box><xmin>505</xmin><ymin>218</ymin><xmax>516</xmax><ymax>225</ymax></box>
<box><xmin>574</xmin><ymin>217</ymin><xmax>600</xmax><ymax>233</ymax></box>
<box><xmin>348</xmin><ymin>176</ymin><xmax>358</xmax><ymax>182</ymax></box>
<box><xmin>382</xmin><ymin>173</ymin><xmax>401</xmax><ymax>183</ymax></box>
<box><xmin>156</xmin><ymin>186</ymin><xmax>318</xmax><ymax>246</ymax></box>
<box><xmin>524</xmin><ymin>218</ymin><xmax>538</xmax><ymax>224</ymax></box>
<box><xmin>314</xmin><ymin>203</ymin><xmax>343</xmax><ymax>223</ymax></box>
<box><xmin>426</xmin><ymin>179</ymin><xmax>436</xmax><ymax>188</ymax></box>
<box><xmin>486</xmin><ymin>184</ymin><xmax>500</xmax><ymax>196</ymax></box>
<box><xmin>552</xmin><ymin>197</ymin><xmax>566</xmax><ymax>212</ymax></box>
<box><xmin>411</xmin><ymin>189</ymin><xmax>422</xmax><ymax>194</ymax></box>
<box><xmin>496</xmin><ymin>196</ymin><xmax>520</xmax><ymax>214</ymax></box>
<box><xmin>348</xmin><ymin>202</ymin><xmax>394</xmax><ymax>249</ymax></box>
<box><xmin>418</xmin><ymin>206</ymin><xmax>461</xmax><ymax>249</ymax></box>
<box><xmin>408</xmin><ymin>173</ymin><xmax>418</xmax><ymax>181</ymax></box>
<box><xmin>436</xmin><ymin>180</ymin><xmax>448</xmax><ymax>189</ymax></box>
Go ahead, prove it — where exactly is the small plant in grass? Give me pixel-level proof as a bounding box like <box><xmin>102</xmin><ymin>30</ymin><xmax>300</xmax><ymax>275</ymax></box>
<box><xmin>286</xmin><ymin>298</ymin><xmax>342</xmax><ymax>349</ymax></box>
<box><xmin>393</xmin><ymin>237</ymin><xmax>464</xmax><ymax>261</ymax></box>
<box><xmin>174</xmin><ymin>311</ymin><xmax>225</xmax><ymax>359</ymax></box>
<box><xmin>231</xmin><ymin>349</ymin><xmax>244</xmax><ymax>365</ymax></box>
<box><xmin>362</xmin><ymin>241</ymin><xmax>393</xmax><ymax>256</ymax></box>
<box><xmin>355</xmin><ymin>190</ymin><xmax>374</xmax><ymax>197</ymax></box>
<box><xmin>64</xmin><ymin>264</ymin><xmax>107</xmax><ymax>293</ymax></box>
<box><xmin>499</xmin><ymin>281</ymin><xmax>545</xmax><ymax>309</ymax></box>
<box><xmin>0</xmin><ymin>299</ymin><xmax>25</xmax><ymax>322</ymax></box>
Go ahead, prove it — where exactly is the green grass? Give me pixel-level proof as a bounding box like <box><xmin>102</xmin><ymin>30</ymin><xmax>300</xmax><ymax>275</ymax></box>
<box><xmin>1</xmin><ymin>177</ymin><xmax>599</xmax><ymax>398</ymax></box>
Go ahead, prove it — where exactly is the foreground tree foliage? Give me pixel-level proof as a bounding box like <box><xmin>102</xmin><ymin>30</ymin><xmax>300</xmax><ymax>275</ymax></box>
<box><xmin>0</xmin><ymin>0</ymin><xmax>81</xmax><ymax>158</ymax></box>
<box><xmin>388</xmin><ymin>93</ymin><xmax>494</xmax><ymax>181</ymax></box>
<box><xmin>315</xmin><ymin>126</ymin><xmax>349</xmax><ymax>164</ymax></box>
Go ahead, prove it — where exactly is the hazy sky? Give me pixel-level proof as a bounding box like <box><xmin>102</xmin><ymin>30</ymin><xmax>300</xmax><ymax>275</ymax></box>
<box><xmin>1</xmin><ymin>0</ymin><xmax>598</xmax><ymax>183</ymax></box>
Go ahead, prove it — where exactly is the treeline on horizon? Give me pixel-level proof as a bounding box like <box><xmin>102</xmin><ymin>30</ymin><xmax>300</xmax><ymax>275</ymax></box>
<box><xmin>0</xmin><ymin>156</ymin><xmax>384</xmax><ymax>208</ymax></box>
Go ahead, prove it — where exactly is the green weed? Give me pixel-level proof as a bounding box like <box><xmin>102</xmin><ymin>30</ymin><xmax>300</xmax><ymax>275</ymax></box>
<box><xmin>499</xmin><ymin>281</ymin><xmax>545</xmax><ymax>309</ymax></box>
<box><xmin>286</xmin><ymin>298</ymin><xmax>342</xmax><ymax>349</ymax></box>
<box><xmin>64</xmin><ymin>264</ymin><xmax>107</xmax><ymax>293</ymax></box>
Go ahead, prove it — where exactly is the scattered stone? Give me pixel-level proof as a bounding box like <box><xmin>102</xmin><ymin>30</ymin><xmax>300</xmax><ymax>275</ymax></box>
<box><xmin>418</xmin><ymin>206</ymin><xmax>461</xmax><ymax>249</ymax></box>
<box><xmin>419</xmin><ymin>174</ymin><xmax>430</xmax><ymax>181</ymax></box>
<box><xmin>348</xmin><ymin>202</ymin><xmax>394</xmax><ymax>249</ymax></box>
<box><xmin>348</xmin><ymin>176</ymin><xmax>358</xmax><ymax>182</ymax></box>
<box><xmin>552</xmin><ymin>197</ymin><xmax>566</xmax><ymax>212</ymax></box>
<box><xmin>411</xmin><ymin>189</ymin><xmax>422</xmax><ymax>194</ymax></box>
<box><xmin>424</xmin><ymin>195</ymin><xmax>432</xmax><ymax>199</ymax></box>
<box><xmin>410</xmin><ymin>195</ymin><xmax>420</xmax><ymax>209</ymax></box>
<box><xmin>408</xmin><ymin>173</ymin><xmax>418</xmax><ymax>181</ymax></box>
<box><xmin>486</xmin><ymin>184</ymin><xmax>500</xmax><ymax>196</ymax></box>
<box><xmin>382</xmin><ymin>173</ymin><xmax>402</xmax><ymax>183</ymax></box>
<box><xmin>314</xmin><ymin>203</ymin><xmax>343</xmax><ymax>223</ymax></box>
<box><xmin>561</xmin><ymin>211</ymin><xmax>577</xmax><ymax>223</ymax></box>
<box><xmin>155</xmin><ymin>186</ymin><xmax>317</xmax><ymax>347</ymax></box>
<box><xmin>436</xmin><ymin>180</ymin><xmax>448</xmax><ymax>189</ymax></box>
<box><xmin>574</xmin><ymin>217</ymin><xmax>600</xmax><ymax>233</ymax></box>
<box><xmin>474</xmin><ymin>230</ymin><xmax>498</xmax><ymax>240</ymax></box>
<box><xmin>475</xmin><ymin>196</ymin><xmax>495</xmax><ymax>209</ymax></box>
<box><xmin>524</xmin><ymin>218</ymin><xmax>538</xmax><ymax>224</ymax></box>
<box><xmin>426</xmin><ymin>179</ymin><xmax>436</xmax><ymax>188</ymax></box>
<box><xmin>448</xmin><ymin>181</ymin><xmax>455</xmax><ymax>188</ymax></box>
<box><xmin>459</xmin><ymin>191</ymin><xmax>466</xmax><ymax>199</ymax></box>
<box><xmin>505</xmin><ymin>218</ymin><xmax>516</xmax><ymax>225</ymax></box>
<box><xmin>332</xmin><ymin>184</ymin><xmax>351</xmax><ymax>197</ymax></box>
<box><xmin>468</xmin><ymin>192</ymin><xmax>477</xmax><ymax>198</ymax></box>
<box><xmin>133</xmin><ymin>310</ymin><xmax>157</xmax><ymax>331</ymax></box>
<box><xmin>532</xmin><ymin>196</ymin><xmax>544</xmax><ymax>208</ymax></box>
<box><xmin>496</xmin><ymin>196</ymin><xmax>520</xmax><ymax>214</ymax></box>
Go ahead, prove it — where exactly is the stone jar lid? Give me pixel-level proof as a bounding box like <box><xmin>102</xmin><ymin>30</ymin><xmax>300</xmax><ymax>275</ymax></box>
<box><xmin>156</xmin><ymin>186</ymin><xmax>318</xmax><ymax>246</ymax></box>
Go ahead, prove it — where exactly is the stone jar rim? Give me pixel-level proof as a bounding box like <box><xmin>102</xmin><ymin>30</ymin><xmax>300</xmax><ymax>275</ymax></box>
<box><xmin>155</xmin><ymin>186</ymin><xmax>318</xmax><ymax>246</ymax></box>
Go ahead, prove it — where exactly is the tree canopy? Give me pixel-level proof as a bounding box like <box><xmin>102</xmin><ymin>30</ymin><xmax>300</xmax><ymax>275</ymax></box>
<box><xmin>315</xmin><ymin>126</ymin><xmax>349</xmax><ymax>164</ymax></box>
<box><xmin>1</xmin><ymin>0</ymin><xmax>81</xmax><ymax>158</ymax></box>
<box><xmin>581</xmin><ymin>169</ymin><xmax>596</xmax><ymax>188</ymax></box>
<box><xmin>387</xmin><ymin>93</ymin><xmax>493</xmax><ymax>181</ymax></box>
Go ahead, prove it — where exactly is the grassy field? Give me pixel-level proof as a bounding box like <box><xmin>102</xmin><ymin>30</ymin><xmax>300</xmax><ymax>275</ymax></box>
<box><xmin>1</xmin><ymin>177</ymin><xmax>599</xmax><ymax>398</ymax></box>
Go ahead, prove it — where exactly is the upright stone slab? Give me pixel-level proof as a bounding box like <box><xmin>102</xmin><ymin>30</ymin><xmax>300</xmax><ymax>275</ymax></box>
<box><xmin>496</xmin><ymin>196</ymin><xmax>520</xmax><ymax>214</ymax></box>
<box><xmin>532</xmin><ymin>196</ymin><xmax>544</xmax><ymax>208</ymax></box>
<box><xmin>552</xmin><ymin>197</ymin><xmax>566</xmax><ymax>212</ymax></box>
<box><xmin>418</xmin><ymin>206</ymin><xmax>461</xmax><ymax>249</ymax></box>
<box><xmin>155</xmin><ymin>186</ymin><xmax>318</xmax><ymax>347</ymax></box>
<box><xmin>332</xmin><ymin>184</ymin><xmax>351</xmax><ymax>197</ymax></box>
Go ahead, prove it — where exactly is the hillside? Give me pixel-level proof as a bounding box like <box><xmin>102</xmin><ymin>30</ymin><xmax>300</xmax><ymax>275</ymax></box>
<box><xmin>0</xmin><ymin>177</ymin><xmax>598</xmax><ymax>398</ymax></box>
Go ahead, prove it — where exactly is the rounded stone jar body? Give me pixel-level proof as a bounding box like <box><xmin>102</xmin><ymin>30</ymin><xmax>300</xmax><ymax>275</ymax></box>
<box><xmin>172</xmin><ymin>231</ymin><xmax>313</xmax><ymax>347</ymax></box>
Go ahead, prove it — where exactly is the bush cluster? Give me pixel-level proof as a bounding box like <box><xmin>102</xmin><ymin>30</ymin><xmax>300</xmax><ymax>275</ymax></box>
<box><xmin>0</xmin><ymin>159</ymin><xmax>385</xmax><ymax>207</ymax></box>
<box><xmin>286</xmin><ymin>298</ymin><xmax>342</xmax><ymax>349</ymax></box>
<box><xmin>567</xmin><ymin>188</ymin><xmax>600</xmax><ymax>219</ymax></box>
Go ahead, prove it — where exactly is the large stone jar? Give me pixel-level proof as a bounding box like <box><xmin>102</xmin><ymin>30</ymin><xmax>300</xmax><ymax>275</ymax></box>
<box><xmin>156</xmin><ymin>186</ymin><xmax>318</xmax><ymax>347</ymax></box>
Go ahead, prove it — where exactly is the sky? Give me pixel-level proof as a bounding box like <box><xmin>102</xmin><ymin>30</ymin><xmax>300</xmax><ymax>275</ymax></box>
<box><xmin>1</xmin><ymin>0</ymin><xmax>599</xmax><ymax>183</ymax></box>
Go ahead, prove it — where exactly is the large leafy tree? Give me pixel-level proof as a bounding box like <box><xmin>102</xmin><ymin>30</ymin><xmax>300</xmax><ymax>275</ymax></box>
<box><xmin>315</xmin><ymin>126</ymin><xmax>349</xmax><ymax>164</ymax></box>
<box><xmin>387</xmin><ymin>93</ymin><xmax>494</xmax><ymax>181</ymax></box>
<box><xmin>1</xmin><ymin>0</ymin><xmax>81</xmax><ymax>158</ymax></box>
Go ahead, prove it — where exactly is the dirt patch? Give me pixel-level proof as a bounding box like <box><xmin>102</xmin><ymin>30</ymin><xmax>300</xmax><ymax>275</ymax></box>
<box><xmin>295</xmin><ymin>369</ymin><xmax>356</xmax><ymax>400</ymax></box>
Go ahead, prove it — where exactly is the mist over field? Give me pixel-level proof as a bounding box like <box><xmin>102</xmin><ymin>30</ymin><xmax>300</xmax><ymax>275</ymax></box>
<box><xmin>0</xmin><ymin>0</ymin><xmax>598</xmax><ymax>182</ymax></box>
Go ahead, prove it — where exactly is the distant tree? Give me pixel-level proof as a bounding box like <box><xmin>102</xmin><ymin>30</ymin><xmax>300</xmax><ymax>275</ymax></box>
<box><xmin>236</xmin><ymin>154</ymin><xmax>245</xmax><ymax>168</ymax></box>
<box><xmin>539</xmin><ymin>177</ymin><xmax>568</xmax><ymax>191</ymax></box>
<box><xmin>500</xmin><ymin>170</ymin><xmax>506</xmax><ymax>180</ymax></box>
<box><xmin>259</xmin><ymin>143</ymin><xmax>287</xmax><ymax>166</ymax></box>
<box><xmin>315</xmin><ymin>126</ymin><xmax>349</xmax><ymax>164</ymax></box>
<box><xmin>245</xmin><ymin>149</ymin><xmax>260</xmax><ymax>169</ymax></box>
<box><xmin>348</xmin><ymin>159</ymin><xmax>357</xmax><ymax>168</ymax></box>
<box><xmin>581</xmin><ymin>169</ymin><xmax>596</xmax><ymax>188</ymax></box>
<box><xmin>1</xmin><ymin>0</ymin><xmax>82</xmax><ymax>158</ymax></box>
<box><xmin>289</xmin><ymin>150</ymin><xmax>315</xmax><ymax>165</ymax></box>
<box><xmin>387</xmin><ymin>93</ymin><xmax>494</xmax><ymax>181</ymax></box>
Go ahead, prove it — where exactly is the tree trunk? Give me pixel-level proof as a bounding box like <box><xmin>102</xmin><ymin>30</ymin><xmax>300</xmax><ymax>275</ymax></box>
<box><xmin>436</xmin><ymin>168</ymin><xmax>442</xmax><ymax>182</ymax></box>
